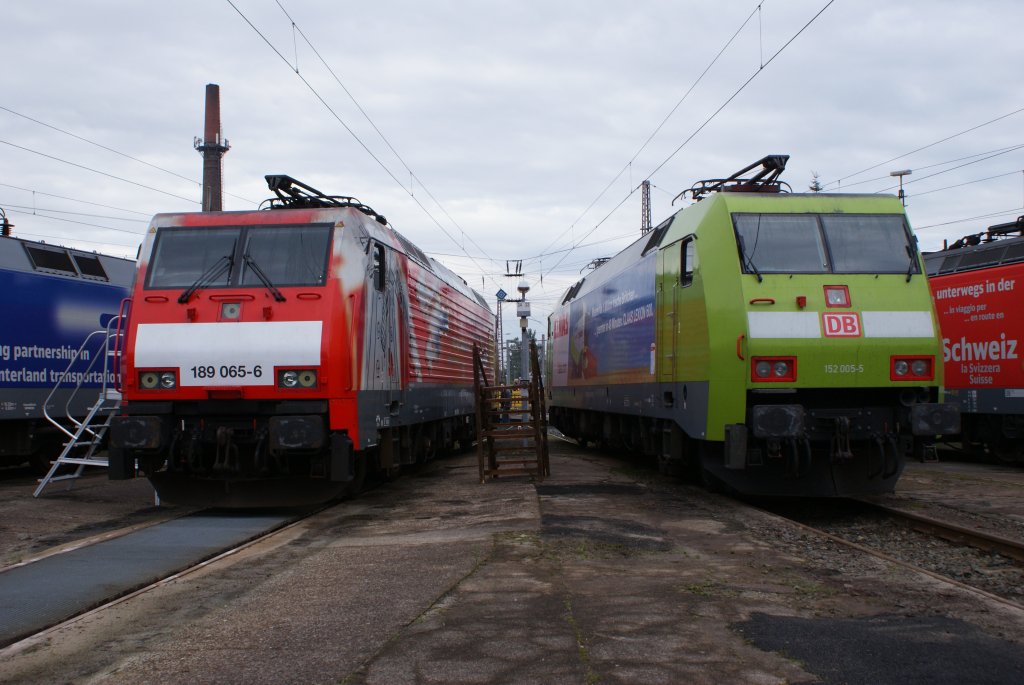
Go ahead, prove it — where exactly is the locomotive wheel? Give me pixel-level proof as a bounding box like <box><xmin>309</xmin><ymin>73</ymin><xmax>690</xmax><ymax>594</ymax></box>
<box><xmin>988</xmin><ymin>437</ymin><xmax>1024</xmax><ymax>464</ymax></box>
<box><xmin>349</xmin><ymin>453</ymin><xmax>368</xmax><ymax>495</ymax></box>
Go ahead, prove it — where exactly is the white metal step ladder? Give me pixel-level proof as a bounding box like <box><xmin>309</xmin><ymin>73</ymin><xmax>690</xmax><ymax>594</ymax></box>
<box><xmin>34</xmin><ymin>313</ymin><xmax>125</xmax><ymax>497</ymax></box>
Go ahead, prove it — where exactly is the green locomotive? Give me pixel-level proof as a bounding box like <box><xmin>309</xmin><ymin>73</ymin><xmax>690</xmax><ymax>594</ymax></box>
<box><xmin>546</xmin><ymin>156</ymin><xmax>958</xmax><ymax>496</ymax></box>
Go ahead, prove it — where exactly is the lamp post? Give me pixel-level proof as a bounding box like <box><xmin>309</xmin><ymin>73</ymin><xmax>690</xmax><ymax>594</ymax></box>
<box><xmin>516</xmin><ymin>279</ymin><xmax>530</xmax><ymax>382</ymax></box>
<box><xmin>890</xmin><ymin>169</ymin><xmax>912</xmax><ymax>207</ymax></box>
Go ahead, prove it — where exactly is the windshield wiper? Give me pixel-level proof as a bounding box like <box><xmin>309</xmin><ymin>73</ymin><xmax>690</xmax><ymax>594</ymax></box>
<box><xmin>736</xmin><ymin>233</ymin><xmax>763</xmax><ymax>283</ymax></box>
<box><xmin>243</xmin><ymin>253</ymin><xmax>286</xmax><ymax>302</ymax></box>
<box><xmin>905</xmin><ymin>245</ymin><xmax>917</xmax><ymax>283</ymax></box>
<box><xmin>178</xmin><ymin>254</ymin><xmax>233</xmax><ymax>303</ymax></box>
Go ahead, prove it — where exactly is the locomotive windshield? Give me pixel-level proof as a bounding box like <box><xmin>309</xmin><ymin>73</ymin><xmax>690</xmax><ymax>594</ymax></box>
<box><xmin>733</xmin><ymin>213</ymin><xmax>919</xmax><ymax>275</ymax></box>
<box><xmin>146</xmin><ymin>223</ymin><xmax>332</xmax><ymax>289</ymax></box>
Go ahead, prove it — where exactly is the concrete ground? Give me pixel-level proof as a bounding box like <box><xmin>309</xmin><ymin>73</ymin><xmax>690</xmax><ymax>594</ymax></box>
<box><xmin>2</xmin><ymin>442</ymin><xmax>1024</xmax><ymax>684</ymax></box>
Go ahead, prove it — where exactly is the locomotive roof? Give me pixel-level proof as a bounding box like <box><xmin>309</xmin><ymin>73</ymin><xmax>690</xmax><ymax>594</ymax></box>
<box><xmin>556</xmin><ymin>190</ymin><xmax>909</xmax><ymax>308</ymax></box>
<box><xmin>147</xmin><ymin>207</ymin><xmax>490</xmax><ymax>310</ymax></box>
<box><xmin>924</xmin><ymin>215</ymin><xmax>1024</xmax><ymax>277</ymax></box>
<box><xmin>924</xmin><ymin>233</ymin><xmax>1024</xmax><ymax>276</ymax></box>
<box><xmin>0</xmin><ymin>233</ymin><xmax>135</xmax><ymax>284</ymax></box>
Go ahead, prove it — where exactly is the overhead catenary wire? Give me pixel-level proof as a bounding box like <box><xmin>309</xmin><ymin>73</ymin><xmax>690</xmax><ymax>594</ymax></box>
<box><xmin>826</xmin><ymin>143</ymin><xmax>1024</xmax><ymax>191</ymax></box>
<box><xmin>542</xmin><ymin>0</ymin><xmax>838</xmax><ymax>282</ymax></box>
<box><xmin>0</xmin><ymin>105</ymin><xmax>257</xmax><ymax>206</ymax></box>
<box><xmin>272</xmin><ymin>1</ymin><xmax>498</xmax><ymax>270</ymax></box>
<box><xmin>535</xmin><ymin>2</ymin><xmax>768</xmax><ymax>261</ymax></box>
<box><xmin>0</xmin><ymin>139</ymin><xmax>198</xmax><ymax>205</ymax></box>
<box><xmin>0</xmin><ymin>181</ymin><xmax>152</xmax><ymax>217</ymax></box>
<box><xmin>914</xmin><ymin>206</ymin><xmax>1024</xmax><ymax>232</ymax></box>
<box><xmin>0</xmin><ymin>203</ymin><xmax>149</xmax><ymax>228</ymax></box>
<box><xmin>226</xmin><ymin>0</ymin><xmax>502</xmax><ymax>292</ymax></box>
<box><xmin>867</xmin><ymin>144</ymin><xmax>1024</xmax><ymax>195</ymax></box>
<box><xmin>823</xmin><ymin>104</ymin><xmax>1024</xmax><ymax>189</ymax></box>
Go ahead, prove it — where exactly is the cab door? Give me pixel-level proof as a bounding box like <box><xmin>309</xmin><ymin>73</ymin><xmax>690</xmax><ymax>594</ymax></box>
<box><xmin>365</xmin><ymin>241</ymin><xmax>402</xmax><ymax>406</ymax></box>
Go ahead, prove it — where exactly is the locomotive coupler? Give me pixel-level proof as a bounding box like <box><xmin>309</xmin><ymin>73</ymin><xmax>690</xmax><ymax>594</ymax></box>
<box><xmin>909</xmin><ymin>403</ymin><xmax>961</xmax><ymax>436</ymax></box>
<box><xmin>868</xmin><ymin>434</ymin><xmax>901</xmax><ymax>479</ymax></box>
<box><xmin>784</xmin><ymin>437</ymin><xmax>813</xmax><ymax>478</ymax></box>
<box><xmin>831</xmin><ymin>416</ymin><xmax>853</xmax><ymax>461</ymax></box>
<box><xmin>213</xmin><ymin>426</ymin><xmax>237</xmax><ymax>472</ymax></box>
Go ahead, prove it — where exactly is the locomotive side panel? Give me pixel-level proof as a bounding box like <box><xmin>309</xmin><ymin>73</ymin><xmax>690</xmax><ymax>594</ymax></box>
<box><xmin>926</xmin><ymin>235</ymin><xmax>1024</xmax><ymax>461</ymax></box>
<box><xmin>0</xmin><ymin>237</ymin><xmax>132</xmax><ymax>467</ymax></box>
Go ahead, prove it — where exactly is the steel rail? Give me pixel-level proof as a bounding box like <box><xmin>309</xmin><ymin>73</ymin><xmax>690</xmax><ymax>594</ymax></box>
<box><xmin>858</xmin><ymin>500</ymin><xmax>1024</xmax><ymax>564</ymax></box>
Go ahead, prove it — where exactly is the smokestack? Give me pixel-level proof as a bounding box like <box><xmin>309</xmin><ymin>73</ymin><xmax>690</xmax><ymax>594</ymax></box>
<box><xmin>194</xmin><ymin>83</ymin><xmax>230</xmax><ymax>211</ymax></box>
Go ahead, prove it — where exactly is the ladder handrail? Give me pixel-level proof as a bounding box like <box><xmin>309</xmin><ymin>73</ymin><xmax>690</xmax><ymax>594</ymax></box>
<box><xmin>41</xmin><ymin>314</ymin><xmax>124</xmax><ymax>441</ymax></box>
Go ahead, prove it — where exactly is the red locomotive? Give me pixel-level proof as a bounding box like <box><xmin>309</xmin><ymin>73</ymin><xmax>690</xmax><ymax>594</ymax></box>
<box><xmin>925</xmin><ymin>215</ymin><xmax>1024</xmax><ymax>462</ymax></box>
<box><xmin>109</xmin><ymin>176</ymin><xmax>494</xmax><ymax>505</ymax></box>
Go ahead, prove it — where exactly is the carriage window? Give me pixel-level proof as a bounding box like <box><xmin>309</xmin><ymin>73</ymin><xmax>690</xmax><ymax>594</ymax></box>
<box><xmin>734</xmin><ymin>214</ymin><xmax>829</xmax><ymax>274</ymax></box>
<box><xmin>72</xmin><ymin>254</ymin><xmax>108</xmax><ymax>280</ymax></box>
<box><xmin>24</xmin><ymin>245</ymin><xmax>77</xmax><ymax>275</ymax></box>
<box><xmin>372</xmin><ymin>243</ymin><xmax>386</xmax><ymax>291</ymax></box>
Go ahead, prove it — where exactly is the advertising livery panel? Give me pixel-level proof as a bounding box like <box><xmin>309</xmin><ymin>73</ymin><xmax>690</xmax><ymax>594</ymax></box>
<box><xmin>0</xmin><ymin>269</ymin><xmax>126</xmax><ymax>418</ymax></box>
<box><xmin>930</xmin><ymin>262</ymin><xmax>1024</xmax><ymax>389</ymax></box>
<box><xmin>553</xmin><ymin>252</ymin><xmax>657</xmax><ymax>387</ymax></box>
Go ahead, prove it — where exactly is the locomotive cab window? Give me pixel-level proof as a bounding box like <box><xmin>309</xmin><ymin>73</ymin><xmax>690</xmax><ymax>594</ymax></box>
<box><xmin>681</xmin><ymin>237</ymin><xmax>696</xmax><ymax>287</ymax></box>
<box><xmin>239</xmin><ymin>225</ymin><xmax>331</xmax><ymax>287</ymax></box>
<box><xmin>146</xmin><ymin>223</ymin><xmax>332</xmax><ymax>290</ymax></box>
<box><xmin>733</xmin><ymin>213</ymin><xmax>918</xmax><ymax>275</ymax></box>
<box><xmin>372</xmin><ymin>242</ymin><xmax>386</xmax><ymax>291</ymax></box>
<box><xmin>147</xmin><ymin>227</ymin><xmax>238</xmax><ymax>289</ymax></box>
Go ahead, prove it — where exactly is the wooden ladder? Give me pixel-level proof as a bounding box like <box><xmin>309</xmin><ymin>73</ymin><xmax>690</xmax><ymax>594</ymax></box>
<box><xmin>474</xmin><ymin>340</ymin><xmax>550</xmax><ymax>483</ymax></box>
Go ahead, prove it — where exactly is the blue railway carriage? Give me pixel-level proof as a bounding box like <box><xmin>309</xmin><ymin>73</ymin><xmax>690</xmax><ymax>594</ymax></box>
<box><xmin>0</xmin><ymin>235</ymin><xmax>134</xmax><ymax>471</ymax></box>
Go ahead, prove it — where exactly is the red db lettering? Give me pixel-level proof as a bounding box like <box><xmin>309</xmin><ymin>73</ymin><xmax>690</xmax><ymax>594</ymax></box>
<box><xmin>823</xmin><ymin>313</ymin><xmax>861</xmax><ymax>337</ymax></box>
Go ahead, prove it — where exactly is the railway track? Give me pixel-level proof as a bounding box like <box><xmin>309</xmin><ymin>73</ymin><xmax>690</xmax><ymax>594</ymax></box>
<box><xmin>860</xmin><ymin>500</ymin><xmax>1024</xmax><ymax>564</ymax></box>
<box><xmin>758</xmin><ymin>498</ymin><xmax>1024</xmax><ymax>610</ymax></box>
<box><xmin>0</xmin><ymin>507</ymin><xmax>319</xmax><ymax>649</ymax></box>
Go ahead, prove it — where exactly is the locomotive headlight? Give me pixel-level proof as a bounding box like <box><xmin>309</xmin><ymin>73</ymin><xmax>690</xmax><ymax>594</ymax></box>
<box><xmin>140</xmin><ymin>370</ymin><xmax>176</xmax><ymax>390</ymax></box>
<box><xmin>220</xmin><ymin>302</ymin><xmax>242</xmax><ymax>320</ymax></box>
<box><xmin>890</xmin><ymin>356</ymin><xmax>934</xmax><ymax>381</ymax></box>
<box><xmin>824</xmin><ymin>285</ymin><xmax>851</xmax><ymax>308</ymax></box>
<box><xmin>278</xmin><ymin>369</ymin><xmax>318</xmax><ymax>389</ymax></box>
<box><xmin>751</xmin><ymin>356</ymin><xmax>797</xmax><ymax>382</ymax></box>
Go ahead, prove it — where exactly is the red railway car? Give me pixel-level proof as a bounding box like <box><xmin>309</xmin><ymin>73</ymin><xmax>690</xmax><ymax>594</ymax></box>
<box><xmin>109</xmin><ymin>176</ymin><xmax>494</xmax><ymax>505</ymax></box>
<box><xmin>924</xmin><ymin>215</ymin><xmax>1024</xmax><ymax>462</ymax></box>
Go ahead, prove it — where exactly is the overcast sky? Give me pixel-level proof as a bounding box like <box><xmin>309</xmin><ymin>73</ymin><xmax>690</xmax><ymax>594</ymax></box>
<box><xmin>3</xmin><ymin>1</ymin><xmax>1023</xmax><ymax>339</ymax></box>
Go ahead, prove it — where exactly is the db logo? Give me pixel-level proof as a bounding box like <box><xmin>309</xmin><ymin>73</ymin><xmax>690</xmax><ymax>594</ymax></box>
<box><xmin>822</xmin><ymin>312</ymin><xmax>861</xmax><ymax>337</ymax></box>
